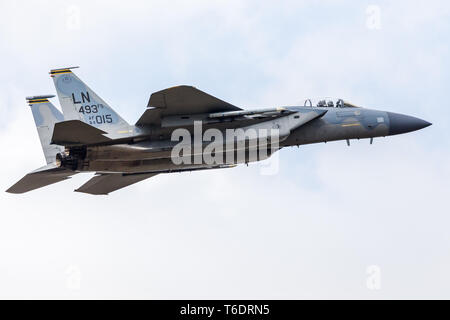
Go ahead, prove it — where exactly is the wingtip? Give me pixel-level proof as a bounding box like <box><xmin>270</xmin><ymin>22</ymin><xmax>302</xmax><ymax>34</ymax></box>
<box><xmin>74</xmin><ymin>189</ymin><xmax>109</xmax><ymax>195</ymax></box>
<box><xmin>5</xmin><ymin>186</ymin><xmax>24</xmax><ymax>194</ymax></box>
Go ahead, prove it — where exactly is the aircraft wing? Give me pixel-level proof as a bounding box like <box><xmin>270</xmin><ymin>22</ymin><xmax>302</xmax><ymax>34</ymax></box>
<box><xmin>75</xmin><ymin>164</ymin><xmax>236</xmax><ymax>195</ymax></box>
<box><xmin>6</xmin><ymin>164</ymin><xmax>76</xmax><ymax>194</ymax></box>
<box><xmin>136</xmin><ymin>86</ymin><xmax>241</xmax><ymax>126</ymax></box>
<box><xmin>75</xmin><ymin>172</ymin><xmax>158</xmax><ymax>195</ymax></box>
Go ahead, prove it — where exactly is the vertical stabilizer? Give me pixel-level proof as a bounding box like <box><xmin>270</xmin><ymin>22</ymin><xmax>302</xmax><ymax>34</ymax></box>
<box><xmin>50</xmin><ymin>67</ymin><xmax>129</xmax><ymax>132</ymax></box>
<box><xmin>27</xmin><ymin>95</ymin><xmax>64</xmax><ymax>164</ymax></box>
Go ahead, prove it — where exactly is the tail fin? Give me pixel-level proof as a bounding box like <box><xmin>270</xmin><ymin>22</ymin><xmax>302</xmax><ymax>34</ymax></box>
<box><xmin>27</xmin><ymin>95</ymin><xmax>64</xmax><ymax>164</ymax></box>
<box><xmin>50</xmin><ymin>67</ymin><xmax>129</xmax><ymax>132</ymax></box>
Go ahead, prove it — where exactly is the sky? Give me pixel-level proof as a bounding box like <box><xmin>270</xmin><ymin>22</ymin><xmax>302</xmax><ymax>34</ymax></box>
<box><xmin>0</xmin><ymin>0</ymin><xmax>449</xmax><ymax>299</ymax></box>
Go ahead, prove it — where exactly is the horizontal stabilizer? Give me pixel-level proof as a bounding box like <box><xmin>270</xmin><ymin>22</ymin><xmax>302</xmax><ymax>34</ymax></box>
<box><xmin>6</xmin><ymin>164</ymin><xmax>76</xmax><ymax>194</ymax></box>
<box><xmin>75</xmin><ymin>172</ymin><xmax>158</xmax><ymax>195</ymax></box>
<box><xmin>51</xmin><ymin>120</ymin><xmax>111</xmax><ymax>146</ymax></box>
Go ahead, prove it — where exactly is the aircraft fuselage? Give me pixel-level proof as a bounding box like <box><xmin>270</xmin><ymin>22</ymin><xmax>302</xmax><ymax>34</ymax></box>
<box><xmin>62</xmin><ymin>106</ymin><xmax>429</xmax><ymax>174</ymax></box>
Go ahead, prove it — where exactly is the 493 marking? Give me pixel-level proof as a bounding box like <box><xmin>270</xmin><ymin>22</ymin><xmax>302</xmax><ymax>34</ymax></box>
<box><xmin>78</xmin><ymin>104</ymin><xmax>104</xmax><ymax>114</ymax></box>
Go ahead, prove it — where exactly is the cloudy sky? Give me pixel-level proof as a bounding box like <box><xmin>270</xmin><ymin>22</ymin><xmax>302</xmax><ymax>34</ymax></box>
<box><xmin>0</xmin><ymin>0</ymin><xmax>449</xmax><ymax>299</ymax></box>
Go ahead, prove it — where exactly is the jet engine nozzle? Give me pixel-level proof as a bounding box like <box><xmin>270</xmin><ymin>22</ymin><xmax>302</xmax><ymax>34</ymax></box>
<box><xmin>56</xmin><ymin>152</ymin><xmax>78</xmax><ymax>170</ymax></box>
<box><xmin>55</xmin><ymin>152</ymin><xmax>64</xmax><ymax>167</ymax></box>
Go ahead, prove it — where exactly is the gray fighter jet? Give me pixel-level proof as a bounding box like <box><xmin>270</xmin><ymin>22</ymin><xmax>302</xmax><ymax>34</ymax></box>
<box><xmin>6</xmin><ymin>67</ymin><xmax>431</xmax><ymax>195</ymax></box>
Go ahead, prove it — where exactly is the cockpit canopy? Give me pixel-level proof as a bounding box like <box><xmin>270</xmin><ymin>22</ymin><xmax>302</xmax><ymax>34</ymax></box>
<box><xmin>302</xmin><ymin>98</ymin><xmax>360</xmax><ymax>108</ymax></box>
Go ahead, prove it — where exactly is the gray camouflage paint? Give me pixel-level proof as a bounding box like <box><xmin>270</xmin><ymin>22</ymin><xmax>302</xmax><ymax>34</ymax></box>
<box><xmin>78</xmin><ymin>106</ymin><xmax>427</xmax><ymax>174</ymax></box>
<box><xmin>29</xmin><ymin>101</ymin><xmax>64</xmax><ymax>164</ymax></box>
<box><xmin>52</xmin><ymin>71</ymin><xmax>131</xmax><ymax>135</ymax></box>
<box><xmin>7</xmin><ymin>68</ymin><xmax>431</xmax><ymax>194</ymax></box>
<box><xmin>282</xmin><ymin>106</ymin><xmax>390</xmax><ymax>146</ymax></box>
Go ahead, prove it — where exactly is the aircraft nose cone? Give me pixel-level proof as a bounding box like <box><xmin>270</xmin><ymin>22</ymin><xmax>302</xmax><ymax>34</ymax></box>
<box><xmin>387</xmin><ymin>112</ymin><xmax>432</xmax><ymax>135</ymax></box>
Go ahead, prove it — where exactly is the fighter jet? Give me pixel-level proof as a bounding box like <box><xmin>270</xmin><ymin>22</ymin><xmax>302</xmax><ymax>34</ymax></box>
<box><xmin>6</xmin><ymin>67</ymin><xmax>431</xmax><ymax>195</ymax></box>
